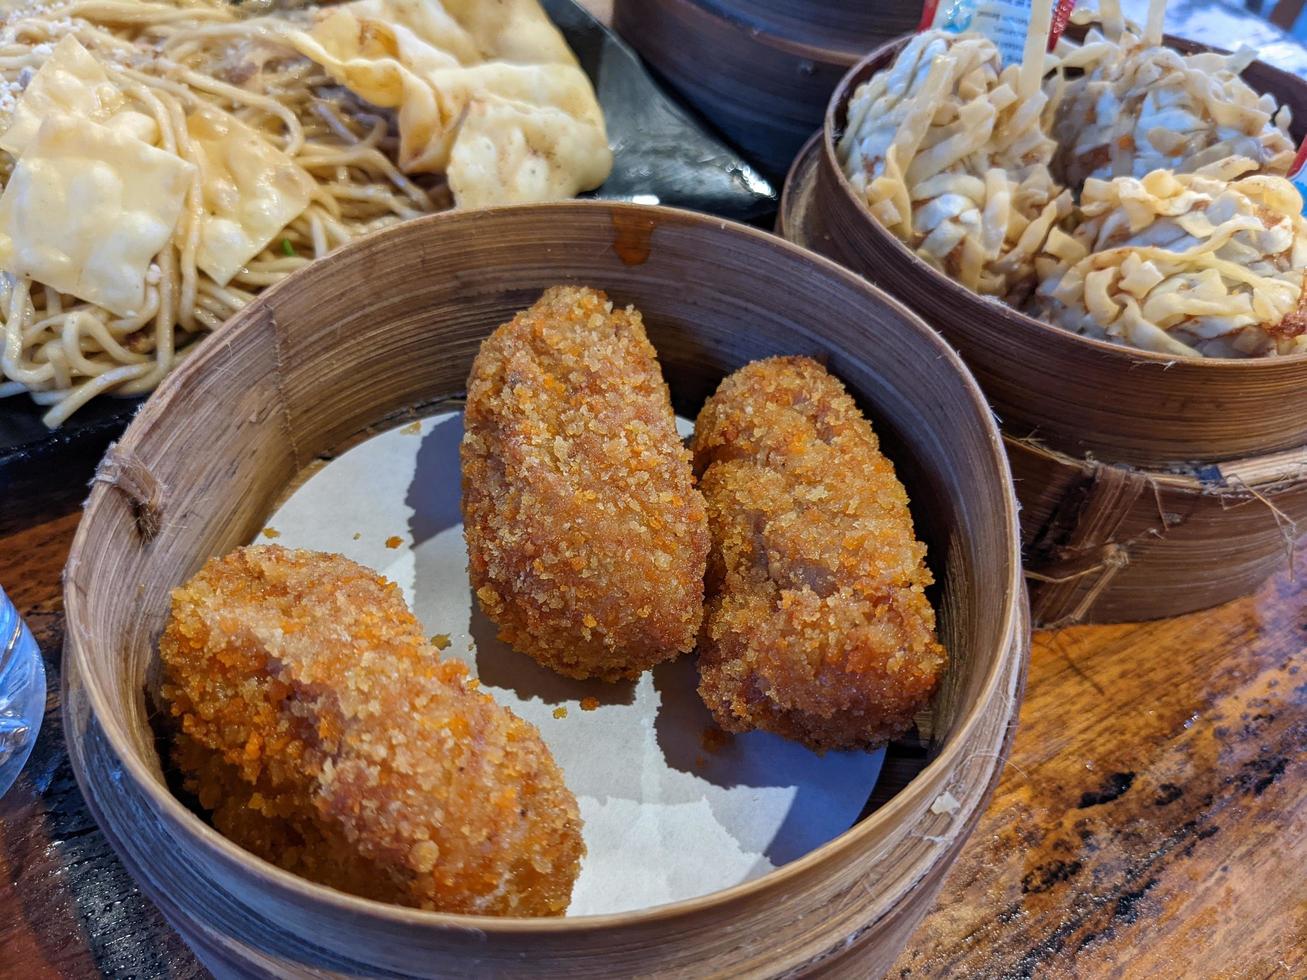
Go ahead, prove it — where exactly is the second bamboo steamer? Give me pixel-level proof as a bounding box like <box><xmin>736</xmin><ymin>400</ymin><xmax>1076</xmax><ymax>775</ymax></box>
<box><xmin>780</xmin><ymin>34</ymin><xmax>1307</xmax><ymax>626</ymax></box>
<box><xmin>611</xmin><ymin>0</ymin><xmax>918</xmax><ymax>177</ymax></box>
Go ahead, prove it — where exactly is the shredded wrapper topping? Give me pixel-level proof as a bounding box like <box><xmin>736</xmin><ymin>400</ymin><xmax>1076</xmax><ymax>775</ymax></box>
<box><xmin>839</xmin><ymin>5</ymin><xmax>1307</xmax><ymax>360</ymax></box>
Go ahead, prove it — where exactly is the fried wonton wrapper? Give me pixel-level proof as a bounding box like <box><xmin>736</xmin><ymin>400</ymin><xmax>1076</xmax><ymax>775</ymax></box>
<box><xmin>1032</xmin><ymin>158</ymin><xmax>1307</xmax><ymax>358</ymax></box>
<box><xmin>838</xmin><ymin>30</ymin><xmax>1071</xmax><ymax>302</ymax></box>
<box><xmin>285</xmin><ymin>0</ymin><xmax>612</xmax><ymax>207</ymax></box>
<box><xmin>1052</xmin><ymin>2</ymin><xmax>1294</xmax><ymax>189</ymax></box>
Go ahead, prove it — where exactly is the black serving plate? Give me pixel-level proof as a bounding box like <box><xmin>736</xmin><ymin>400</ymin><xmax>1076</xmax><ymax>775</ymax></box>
<box><xmin>0</xmin><ymin>0</ymin><xmax>776</xmax><ymax>533</ymax></box>
<box><xmin>0</xmin><ymin>396</ymin><xmax>137</xmax><ymax>535</ymax></box>
<box><xmin>543</xmin><ymin>0</ymin><xmax>777</xmax><ymax>220</ymax></box>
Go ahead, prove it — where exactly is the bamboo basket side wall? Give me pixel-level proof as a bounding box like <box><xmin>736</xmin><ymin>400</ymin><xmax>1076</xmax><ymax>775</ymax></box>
<box><xmin>704</xmin><ymin>0</ymin><xmax>918</xmax><ymax>55</ymax></box>
<box><xmin>62</xmin><ymin>202</ymin><xmax>1027</xmax><ymax>977</ymax></box>
<box><xmin>64</xmin><ymin>316</ymin><xmax>296</xmax><ymax>776</ymax></box>
<box><xmin>611</xmin><ymin>0</ymin><xmax>912</xmax><ymax>176</ymax></box>
<box><xmin>813</xmin><ymin>36</ymin><xmax>1307</xmax><ymax>467</ymax></box>
<box><xmin>1012</xmin><ymin>439</ymin><xmax>1307</xmax><ymax>625</ymax></box>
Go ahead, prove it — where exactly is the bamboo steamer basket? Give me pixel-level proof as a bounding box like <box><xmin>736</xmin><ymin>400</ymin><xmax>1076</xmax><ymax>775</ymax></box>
<box><xmin>778</xmin><ymin>32</ymin><xmax>1307</xmax><ymax>625</ymax></box>
<box><xmin>611</xmin><ymin>0</ymin><xmax>917</xmax><ymax>177</ymax></box>
<box><xmin>807</xmin><ymin>35</ymin><xmax>1307</xmax><ymax>468</ymax></box>
<box><xmin>62</xmin><ymin>202</ymin><xmax>1028</xmax><ymax>978</ymax></box>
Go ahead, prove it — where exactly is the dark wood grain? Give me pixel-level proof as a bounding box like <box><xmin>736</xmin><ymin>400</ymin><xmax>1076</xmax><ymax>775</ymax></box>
<box><xmin>0</xmin><ymin>513</ymin><xmax>202</xmax><ymax>979</ymax></box>
<box><xmin>892</xmin><ymin>569</ymin><xmax>1307</xmax><ymax>979</ymax></box>
<box><xmin>3</xmin><ymin>504</ymin><xmax>1304</xmax><ymax>977</ymax></box>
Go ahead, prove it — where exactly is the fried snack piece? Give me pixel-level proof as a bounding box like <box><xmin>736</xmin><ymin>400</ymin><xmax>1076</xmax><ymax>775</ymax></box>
<box><xmin>160</xmin><ymin>545</ymin><xmax>583</xmax><ymax>916</ymax></box>
<box><xmin>461</xmin><ymin>286</ymin><xmax>709</xmax><ymax>681</ymax></box>
<box><xmin>691</xmin><ymin>357</ymin><xmax>946</xmax><ymax>751</ymax></box>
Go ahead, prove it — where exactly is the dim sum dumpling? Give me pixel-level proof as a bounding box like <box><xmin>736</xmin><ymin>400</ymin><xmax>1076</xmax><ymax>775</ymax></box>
<box><xmin>0</xmin><ymin>35</ymin><xmax>161</xmax><ymax>154</ymax></box>
<box><xmin>439</xmin><ymin>62</ymin><xmax>613</xmax><ymax>208</ymax></box>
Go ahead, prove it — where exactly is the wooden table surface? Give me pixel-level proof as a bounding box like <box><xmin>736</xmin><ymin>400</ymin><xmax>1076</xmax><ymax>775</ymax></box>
<box><xmin>5</xmin><ymin>502</ymin><xmax>1305</xmax><ymax>978</ymax></box>
<box><xmin>2</xmin><ymin>1</ymin><xmax>1305</xmax><ymax>976</ymax></box>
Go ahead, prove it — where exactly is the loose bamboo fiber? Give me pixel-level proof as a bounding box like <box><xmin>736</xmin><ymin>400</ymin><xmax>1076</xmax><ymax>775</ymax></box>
<box><xmin>782</xmin><ymin>139</ymin><xmax>1307</xmax><ymax>626</ymax></box>
<box><xmin>62</xmin><ymin>202</ymin><xmax>1027</xmax><ymax>978</ymax></box>
<box><xmin>612</xmin><ymin>0</ymin><xmax>918</xmax><ymax>176</ymax></box>
<box><xmin>1013</xmin><ymin>439</ymin><xmax>1307</xmax><ymax>625</ymax></box>
<box><xmin>808</xmin><ymin>35</ymin><xmax>1307</xmax><ymax>468</ymax></box>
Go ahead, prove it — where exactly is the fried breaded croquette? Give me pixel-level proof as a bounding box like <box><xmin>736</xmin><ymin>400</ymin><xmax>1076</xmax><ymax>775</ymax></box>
<box><xmin>160</xmin><ymin>546</ymin><xmax>583</xmax><ymax>916</ymax></box>
<box><xmin>461</xmin><ymin>286</ymin><xmax>709</xmax><ymax>681</ymax></box>
<box><xmin>691</xmin><ymin>357</ymin><xmax>947</xmax><ymax>751</ymax></box>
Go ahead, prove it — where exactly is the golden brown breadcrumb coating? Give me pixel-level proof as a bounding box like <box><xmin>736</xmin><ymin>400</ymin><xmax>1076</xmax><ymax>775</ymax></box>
<box><xmin>691</xmin><ymin>357</ymin><xmax>946</xmax><ymax>751</ymax></box>
<box><xmin>461</xmin><ymin>286</ymin><xmax>709</xmax><ymax>681</ymax></box>
<box><xmin>160</xmin><ymin>546</ymin><xmax>583</xmax><ymax>916</ymax></box>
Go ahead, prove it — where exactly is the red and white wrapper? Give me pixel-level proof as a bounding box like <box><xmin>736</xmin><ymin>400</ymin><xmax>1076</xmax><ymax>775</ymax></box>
<box><xmin>919</xmin><ymin>0</ymin><xmax>1077</xmax><ymax>64</ymax></box>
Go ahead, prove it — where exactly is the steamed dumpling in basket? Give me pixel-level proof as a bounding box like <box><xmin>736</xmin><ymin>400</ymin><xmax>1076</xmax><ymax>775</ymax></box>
<box><xmin>1031</xmin><ymin>158</ymin><xmax>1307</xmax><ymax>358</ymax></box>
<box><xmin>1052</xmin><ymin>8</ymin><xmax>1294</xmax><ymax>188</ymax></box>
<box><xmin>838</xmin><ymin>31</ymin><xmax>1071</xmax><ymax>302</ymax></box>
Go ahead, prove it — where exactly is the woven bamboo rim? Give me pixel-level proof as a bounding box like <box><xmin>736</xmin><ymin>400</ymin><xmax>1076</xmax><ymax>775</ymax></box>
<box><xmin>810</xmin><ymin>34</ymin><xmax>1307</xmax><ymax>468</ymax></box>
<box><xmin>612</xmin><ymin>0</ymin><xmax>916</xmax><ymax>176</ymax></box>
<box><xmin>62</xmin><ymin>201</ymin><xmax>1028</xmax><ymax>977</ymax></box>
<box><xmin>783</xmin><ymin>142</ymin><xmax>1307</xmax><ymax>626</ymax></box>
<box><xmin>1013</xmin><ymin>438</ymin><xmax>1307</xmax><ymax>625</ymax></box>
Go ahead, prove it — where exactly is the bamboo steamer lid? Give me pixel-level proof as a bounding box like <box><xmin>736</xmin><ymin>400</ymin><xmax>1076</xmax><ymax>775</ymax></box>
<box><xmin>62</xmin><ymin>202</ymin><xmax>1028</xmax><ymax>977</ymax></box>
<box><xmin>611</xmin><ymin>0</ymin><xmax>918</xmax><ymax>177</ymax></box>
<box><xmin>806</xmin><ymin>35</ymin><xmax>1307</xmax><ymax>469</ymax></box>
<box><xmin>783</xmin><ymin>132</ymin><xmax>1307</xmax><ymax>627</ymax></box>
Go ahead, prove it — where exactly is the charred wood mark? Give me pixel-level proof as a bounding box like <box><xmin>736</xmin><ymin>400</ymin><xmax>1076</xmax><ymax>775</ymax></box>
<box><xmin>1078</xmin><ymin>771</ymin><xmax>1136</xmax><ymax>808</ymax></box>
<box><xmin>1181</xmin><ymin>824</ymin><xmax>1221</xmax><ymax>858</ymax></box>
<box><xmin>1153</xmin><ymin>783</ymin><xmax>1183</xmax><ymax>806</ymax></box>
<box><xmin>1231</xmin><ymin>756</ymin><xmax>1289</xmax><ymax>797</ymax></box>
<box><xmin>1110</xmin><ymin>878</ymin><xmax>1158</xmax><ymax>926</ymax></box>
<box><xmin>1022</xmin><ymin>859</ymin><xmax>1084</xmax><ymax>895</ymax></box>
<box><xmin>963</xmin><ymin>737</ymin><xmax>1299</xmax><ymax>976</ymax></box>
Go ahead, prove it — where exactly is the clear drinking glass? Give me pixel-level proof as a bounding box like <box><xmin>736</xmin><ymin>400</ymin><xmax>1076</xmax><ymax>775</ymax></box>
<box><xmin>0</xmin><ymin>585</ymin><xmax>45</xmax><ymax>797</ymax></box>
